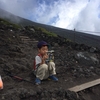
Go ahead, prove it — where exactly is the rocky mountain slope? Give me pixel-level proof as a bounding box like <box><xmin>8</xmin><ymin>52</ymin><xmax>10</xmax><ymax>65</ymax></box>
<box><xmin>0</xmin><ymin>8</ymin><xmax>100</xmax><ymax>49</ymax></box>
<box><xmin>0</xmin><ymin>18</ymin><xmax>100</xmax><ymax>100</ymax></box>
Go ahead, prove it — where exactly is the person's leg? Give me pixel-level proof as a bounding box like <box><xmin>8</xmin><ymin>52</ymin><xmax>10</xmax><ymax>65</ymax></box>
<box><xmin>48</xmin><ymin>62</ymin><xmax>58</xmax><ymax>81</ymax></box>
<box><xmin>36</xmin><ymin>64</ymin><xmax>49</xmax><ymax>80</ymax></box>
<box><xmin>48</xmin><ymin>62</ymin><xmax>56</xmax><ymax>75</ymax></box>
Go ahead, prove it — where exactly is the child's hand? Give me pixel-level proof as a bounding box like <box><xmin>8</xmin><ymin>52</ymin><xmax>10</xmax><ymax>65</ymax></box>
<box><xmin>41</xmin><ymin>53</ymin><xmax>48</xmax><ymax>64</ymax></box>
<box><xmin>43</xmin><ymin>53</ymin><xmax>48</xmax><ymax>60</ymax></box>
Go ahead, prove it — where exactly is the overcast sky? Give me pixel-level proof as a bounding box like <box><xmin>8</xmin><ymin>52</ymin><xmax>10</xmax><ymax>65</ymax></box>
<box><xmin>0</xmin><ymin>0</ymin><xmax>100</xmax><ymax>35</ymax></box>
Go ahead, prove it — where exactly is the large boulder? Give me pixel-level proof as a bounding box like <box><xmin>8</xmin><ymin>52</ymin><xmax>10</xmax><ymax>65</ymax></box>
<box><xmin>75</xmin><ymin>52</ymin><xmax>99</xmax><ymax>66</ymax></box>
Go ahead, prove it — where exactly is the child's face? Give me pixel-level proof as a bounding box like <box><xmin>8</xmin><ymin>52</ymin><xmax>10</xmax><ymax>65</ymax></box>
<box><xmin>38</xmin><ymin>46</ymin><xmax>48</xmax><ymax>55</ymax></box>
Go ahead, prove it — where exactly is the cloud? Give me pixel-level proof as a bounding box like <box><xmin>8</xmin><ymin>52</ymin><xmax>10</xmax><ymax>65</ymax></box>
<box><xmin>35</xmin><ymin>0</ymin><xmax>100</xmax><ymax>35</ymax></box>
<box><xmin>0</xmin><ymin>0</ymin><xmax>100</xmax><ymax>35</ymax></box>
<box><xmin>52</xmin><ymin>0</ymin><xmax>88</xmax><ymax>28</ymax></box>
<box><xmin>74</xmin><ymin>0</ymin><xmax>100</xmax><ymax>33</ymax></box>
<box><xmin>0</xmin><ymin>0</ymin><xmax>37</xmax><ymax>18</ymax></box>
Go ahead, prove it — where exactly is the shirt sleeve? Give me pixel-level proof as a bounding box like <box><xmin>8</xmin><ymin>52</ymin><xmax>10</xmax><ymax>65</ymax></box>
<box><xmin>35</xmin><ymin>56</ymin><xmax>42</xmax><ymax>65</ymax></box>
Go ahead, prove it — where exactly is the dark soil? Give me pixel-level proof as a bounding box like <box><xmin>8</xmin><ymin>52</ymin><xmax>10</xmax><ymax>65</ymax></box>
<box><xmin>0</xmin><ymin>19</ymin><xmax>100</xmax><ymax>100</ymax></box>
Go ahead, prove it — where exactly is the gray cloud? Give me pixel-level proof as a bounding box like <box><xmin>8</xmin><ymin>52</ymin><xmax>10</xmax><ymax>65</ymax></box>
<box><xmin>0</xmin><ymin>0</ymin><xmax>37</xmax><ymax>19</ymax></box>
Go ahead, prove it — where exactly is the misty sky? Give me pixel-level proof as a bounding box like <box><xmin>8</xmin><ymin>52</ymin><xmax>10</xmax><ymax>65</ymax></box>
<box><xmin>0</xmin><ymin>0</ymin><xmax>100</xmax><ymax>35</ymax></box>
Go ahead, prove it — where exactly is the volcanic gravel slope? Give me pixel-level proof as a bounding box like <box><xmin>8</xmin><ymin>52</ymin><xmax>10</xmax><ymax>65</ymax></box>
<box><xmin>0</xmin><ymin>18</ymin><xmax>100</xmax><ymax>100</ymax></box>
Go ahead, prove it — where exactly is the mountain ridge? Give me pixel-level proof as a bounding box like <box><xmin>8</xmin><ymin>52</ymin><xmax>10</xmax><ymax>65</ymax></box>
<box><xmin>0</xmin><ymin>8</ymin><xmax>100</xmax><ymax>49</ymax></box>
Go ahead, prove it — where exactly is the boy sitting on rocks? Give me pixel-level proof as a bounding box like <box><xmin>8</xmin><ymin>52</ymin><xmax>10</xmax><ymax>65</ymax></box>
<box><xmin>33</xmin><ymin>41</ymin><xmax>58</xmax><ymax>85</ymax></box>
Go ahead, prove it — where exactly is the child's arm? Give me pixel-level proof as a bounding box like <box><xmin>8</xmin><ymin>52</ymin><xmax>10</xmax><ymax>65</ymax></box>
<box><xmin>40</xmin><ymin>53</ymin><xmax>48</xmax><ymax>64</ymax></box>
<box><xmin>35</xmin><ymin>54</ymin><xmax>48</xmax><ymax>67</ymax></box>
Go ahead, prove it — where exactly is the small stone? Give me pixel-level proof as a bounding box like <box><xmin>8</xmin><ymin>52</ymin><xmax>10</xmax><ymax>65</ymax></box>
<box><xmin>90</xmin><ymin>66</ymin><xmax>94</xmax><ymax>70</ymax></box>
<box><xmin>2</xmin><ymin>96</ymin><xmax>5</xmax><ymax>99</ymax></box>
<box><xmin>90</xmin><ymin>47</ymin><xmax>96</xmax><ymax>53</ymax></box>
<box><xmin>51</xmin><ymin>98</ymin><xmax>56</xmax><ymax>100</ymax></box>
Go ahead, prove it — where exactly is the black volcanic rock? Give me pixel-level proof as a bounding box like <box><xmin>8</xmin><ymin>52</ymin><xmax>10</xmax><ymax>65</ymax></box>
<box><xmin>75</xmin><ymin>52</ymin><xmax>99</xmax><ymax>66</ymax></box>
<box><xmin>0</xmin><ymin>18</ymin><xmax>100</xmax><ymax>100</ymax></box>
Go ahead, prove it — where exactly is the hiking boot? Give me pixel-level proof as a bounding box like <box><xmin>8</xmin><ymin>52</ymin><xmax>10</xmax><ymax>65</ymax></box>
<box><xmin>49</xmin><ymin>75</ymin><xmax>58</xmax><ymax>81</ymax></box>
<box><xmin>35</xmin><ymin>78</ymin><xmax>41</xmax><ymax>85</ymax></box>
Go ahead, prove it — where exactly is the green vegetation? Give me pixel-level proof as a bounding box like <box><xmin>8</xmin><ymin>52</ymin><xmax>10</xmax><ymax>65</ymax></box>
<box><xmin>0</xmin><ymin>18</ymin><xmax>21</xmax><ymax>29</ymax></box>
<box><xmin>0</xmin><ymin>18</ymin><xmax>72</xmax><ymax>43</ymax></box>
<box><xmin>66</xmin><ymin>38</ymin><xmax>72</xmax><ymax>42</ymax></box>
<box><xmin>34</xmin><ymin>26</ymin><xmax>72</xmax><ymax>42</ymax></box>
<box><xmin>36</xmin><ymin>27</ymin><xmax>57</xmax><ymax>37</ymax></box>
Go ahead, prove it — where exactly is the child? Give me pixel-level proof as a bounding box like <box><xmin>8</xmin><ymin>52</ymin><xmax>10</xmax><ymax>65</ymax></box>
<box><xmin>33</xmin><ymin>41</ymin><xmax>58</xmax><ymax>85</ymax></box>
